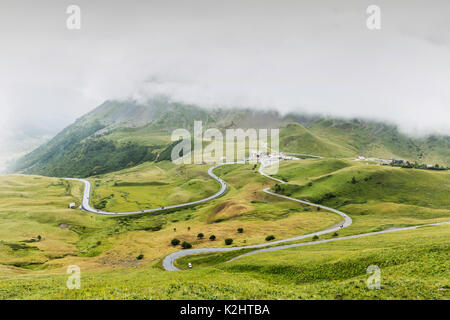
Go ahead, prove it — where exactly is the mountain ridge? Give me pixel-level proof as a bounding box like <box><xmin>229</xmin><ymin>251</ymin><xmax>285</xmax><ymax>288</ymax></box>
<box><xmin>8</xmin><ymin>98</ymin><xmax>450</xmax><ymax>177</ymax></box>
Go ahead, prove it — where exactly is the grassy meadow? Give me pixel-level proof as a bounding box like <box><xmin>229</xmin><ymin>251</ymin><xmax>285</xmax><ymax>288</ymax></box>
<box><xmin>88</xmin><ymin>161</ymin><xmax>219</xmax><ymax>211</ymax></box>
<box><xmin>0</xmin><ymin>224</ymin><xmax>447</xmax><ymax>300</ymax></box>
<box><xmin>0</xmin><ymin>161</ymin><xmax>340</xmax><ymax>280</ymax></box>
<box><xmin>0</xmin><ymin>157</ymin><xmax>448</xmax><ymax>299</ymax></box>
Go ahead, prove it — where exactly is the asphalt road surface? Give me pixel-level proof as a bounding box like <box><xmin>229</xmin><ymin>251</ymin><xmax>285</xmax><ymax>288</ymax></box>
<box><xmin>65</xmin><ymin>163</ymin><xmax>230</xmax><ymax>216</ymax></box>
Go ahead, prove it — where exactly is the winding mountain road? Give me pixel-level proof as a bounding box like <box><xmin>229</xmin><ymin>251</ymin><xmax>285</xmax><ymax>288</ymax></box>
<box><xmin>65</xmin><ymin>163</ymin><xmax>229</xmax><ymax>216</ymax></box>
<box><xmin>162</xmin><ymin>158</ymin><xmax>449</xmax><ymax>271</ymax></box>
<box><xmin>162</xmin><ymin>158</ymin><xmax>355</xmax><ymax>271</ymax></box>
<box><xmin>66</xmin><ymin>158</ymin><xmax>449</xmax><ymax>272</ymax></box>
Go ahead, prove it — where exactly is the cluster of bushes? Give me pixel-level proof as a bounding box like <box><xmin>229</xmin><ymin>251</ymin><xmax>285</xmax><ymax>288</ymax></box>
<box><xmin>389</xmin><ymin>161</ymin><xmax>449</xmax><ymax>171</ymax></box>
<box><xmin>272</xmin><ymin>183</ymin><xmax>301</xmax><ymax>196</ymax></box>
<box><xmin>170</xmin><ymin>233</ymin><xmax>218</xmax><ymax>249</ymax></box>
<box><xmin>171</xmin><ymin>239</ymin><xmax>193</xmax><ymax>249</ymax></box>
<box><xmin>94</xmin><ymin>193</ymin><xmax>114</xmax><ymax>210</ymax></box>
<box><xmin>171</xmin><ymin>227</ymin><xmax>248</xmax><ymax>248</ymax></box>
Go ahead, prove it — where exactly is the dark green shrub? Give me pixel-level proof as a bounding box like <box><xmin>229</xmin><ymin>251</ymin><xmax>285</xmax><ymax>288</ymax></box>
<box><xmin>181</xmin><ymin>241</ymin><xmax>192</xmax><ymax>249</ymax></box>
<box><xmin>171</xmin><ymin>238</ymin><xmax>180</xmax><ymax>246</ymax></box>
<box><xmin>209</xmin><ymin>235</ymin><xmax>216</xmax><ymax>241</ymax></box>
<box><xmin>224</xmin><ymin>238</ymin><xmax>233</xmax><ymax>245</ymax></box>
<box><xmin>265</xmin><ymin>235</ymin><xmax>275</xmax><ymax>241</ymax></box>
<box><xmin>312</xmin><ymin>235</ymin><xmax>319</xmax><ymax>240</ymax></box>
<box><xmin>136</xmin><ymin>254</ymin><xmax>144</xmax><ymax>260</ymax></box>
<box><xmin>197</xmin><ymin>233</ymin><xmax>204</xmax><ymax>239</ymax></box>
<box><xmin>237</xmin><ymin>228</ymin><xmax>244</xmax><ymax>233</ymax></box>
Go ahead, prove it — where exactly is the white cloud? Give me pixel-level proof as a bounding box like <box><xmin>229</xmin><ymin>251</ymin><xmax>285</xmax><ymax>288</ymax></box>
<box><xmin>0</xmin><ymin>0</ymin><xmax>449</xmax><ymax>150</ymax></box>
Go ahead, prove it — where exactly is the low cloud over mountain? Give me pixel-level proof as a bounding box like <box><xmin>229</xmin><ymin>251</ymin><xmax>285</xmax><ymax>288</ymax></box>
<box><xmin>1</xmin><ymin>0</ymin><xmax>449</xmax><ymax>169</ymax></box>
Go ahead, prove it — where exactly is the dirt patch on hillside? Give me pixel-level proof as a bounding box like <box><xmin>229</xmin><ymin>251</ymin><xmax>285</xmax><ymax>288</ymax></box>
<box><xmin>208</xmin><ymin>201</ymin><xmax>254</xmax><ymax>223</ymax></box>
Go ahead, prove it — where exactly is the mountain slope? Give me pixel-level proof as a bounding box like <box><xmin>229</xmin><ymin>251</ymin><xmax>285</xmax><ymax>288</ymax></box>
<box><xmin>279</xmin><ymin>123</ymin><xmax>355</xmax><ymax>157</ymax></box>
<box><xmin>9</xmin><ymin>98</ymin><xmax>450</xmax><ymax>177</ymax></box>
<box><xmin>305</xmin><ymin>118</ymin><xmax>450</xmax><ymax>165</ymax></box>
<box><xmin>8</xmin><ymin>98</ymin><xmax>288</xmax><ymax>177</ymax></box>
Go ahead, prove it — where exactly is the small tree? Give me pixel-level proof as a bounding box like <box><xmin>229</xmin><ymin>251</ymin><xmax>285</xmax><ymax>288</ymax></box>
<box><xmin>37</xmin><ymin>235</ymin><xmax>42</xmax><ymax>241</ymax></box>
<box><xmin>171</xmin><ymin>238</ymin><xmax>181</xmax><ymax>246</ymax></box>
<box><xmin>136</xmin><ymin>254</ymin><xmax>144</xmax><ymax>260</ymax></box>
<box><xmin>209</xmin><ymin>235</ymin><xmax>216</xmax><ymax>241</ymax></box>
<box><xmin>181</xmin><ymin>241</ymin><xmax>192</xmax><ymax>249</ymax></box>
<box><xmin>265</xmin><ymin>235</ymin><xmax>275</xmax><ymax>241</ymax></box>
<box><xmin>197</xmin><ymin>233</ymin><xmax>204</xmax><ymax>239</ymax></box>
<box><xmin>237</xmin><ymin>228</ymin><xmax>244</xmax><ymax>233</ymax></box>
<box><xmin>332</xmin><ymin>232</ymin><xmax>338</xmax><ymax>237</ymax></box>
<box><xmin>351</xmin><ymin>176</ymin><xmax>357</xmax><ymax>184</ymax></box>
<box><xmin>225</xmin><ymin>238</ymin><xmax>233</xmax><ymax>245</ymax></box>
<box><xmin>312</xmin><ymin>235</ymin><xmax>319</xmax><ymax>241</ymax></box>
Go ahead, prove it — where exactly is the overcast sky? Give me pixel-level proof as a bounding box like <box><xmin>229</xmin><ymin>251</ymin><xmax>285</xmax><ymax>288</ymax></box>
<box><xmin>1</xmin><ymin>0</ymin><xmax>450</xmax><ymax>163</ymax></box>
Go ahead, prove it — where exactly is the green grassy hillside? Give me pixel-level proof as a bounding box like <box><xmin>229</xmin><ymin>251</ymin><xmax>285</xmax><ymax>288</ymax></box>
<box><xmin>0</xmin><ymin>158</ymin><xmax>449</xmax><ymax>299</ymax></box>
<box><xmin>0</xmin><ymin>224</ymin><xmax>448</xmax><ymax>299</ymax></box>
<box><xmin>271</xmin><ymin>158</ymin><xmax>354</xmax><ymax>184</ymax></box>
<box><xmin>307</xmin><ymin>118</ymin><xmax>450</xmax><ymax>166</ymax></box>
<box><xmin>274</xmin><ymin>162</ymin><xmax>450</xmax><ymax>209</ymax></box>
<box><xmin>271</xmin><ymin>160</ymin><xmax>450</xmax><ymax>235</ymax></box>
<box><xmin>279</xmin><ymin>123</ymin><xmax>355</xmax><ymax>157</ymax></box>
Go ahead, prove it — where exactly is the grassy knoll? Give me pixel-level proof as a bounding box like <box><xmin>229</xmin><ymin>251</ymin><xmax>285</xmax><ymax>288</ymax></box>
<box><xmin>271</xmin><ymin>158</ymin><xmax>356</xmax><ymax>184</ymax></box>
